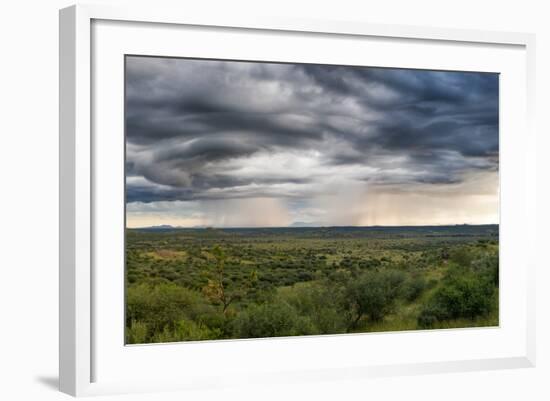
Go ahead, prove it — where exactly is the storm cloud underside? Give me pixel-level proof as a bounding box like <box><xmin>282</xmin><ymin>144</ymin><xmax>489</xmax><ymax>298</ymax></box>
<box><xmin>125</xmin><ymin>57</ymin><xmax>499</xmax><ymax>227</ymax></box>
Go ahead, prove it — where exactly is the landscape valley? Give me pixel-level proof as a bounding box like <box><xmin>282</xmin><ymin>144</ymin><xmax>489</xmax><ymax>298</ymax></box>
<box><xmin>125</xmin><ymin>224</ymin><xmax>499</xmax><ymax>344</ymax></box>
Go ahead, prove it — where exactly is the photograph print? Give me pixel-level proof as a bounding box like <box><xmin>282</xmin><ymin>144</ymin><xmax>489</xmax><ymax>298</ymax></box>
<box><xmin>125</xmin><ymin>56</ymin><xmax>499</xmax><ymax>344</ymax></box>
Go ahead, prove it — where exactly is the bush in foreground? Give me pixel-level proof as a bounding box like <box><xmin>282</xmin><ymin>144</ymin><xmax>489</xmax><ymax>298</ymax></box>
<box><xmin>418</xmin><ymin>268</ymin><xmax>496</xmax><ymax>328</ymax></box>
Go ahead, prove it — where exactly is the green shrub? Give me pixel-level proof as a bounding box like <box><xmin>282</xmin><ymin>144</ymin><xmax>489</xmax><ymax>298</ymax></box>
<box><xmin>344</xmin><ymin>269</ymin><xmax>406</xmax><ymax>328</ymax></box>
<box><xmin>402</xmin><ymin>276</ymin><xmax>427</xmax><ymax>302</ymax></box>
<box><xmin>417</xmin><ymin>303</ymin><xmax>450</xmax><ymax>328</ymax></box>
<box><xmin>126</xmin><ymin>320</ymin><xmax>149</xmax><ymax>344</ymax></box>
<box><xmin>232</xmin><ymin>300</ymin><xmax>314</xmax><ymax>338</ymax></box>
<box><xmin>417</xmin><ymin>270</ymin><xmax>495</xmax><ymax>328</ymax></box>
<box><xmin>279</xmin><ymin>282</ymin><xmax>347</xmax><ymax>334</ymax></box>
<box><xmin>126</xmin><ymin>282</ymin><xmax>208</xmax><ymax>335</ymax></box>
<box><xmin>150</xmin><ymin>319</ymin><xmax>223</xmax><ymax>343</ymax></box>
<box><xmin>471</xmin><ymin>253</ymin><xmax>499</xmax><ymax>285</ymax></box>
<box><xmin>449</xmin><ymin>247</ymin><xmax>474</xmax><ymax>267</ymax></box>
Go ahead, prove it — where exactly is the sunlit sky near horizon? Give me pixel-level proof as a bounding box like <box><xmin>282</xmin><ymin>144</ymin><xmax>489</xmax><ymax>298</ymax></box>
<box><xmin>125</xmin><ymin>56</ymin><xmax>499</xmax><ymax>228</ymax></box>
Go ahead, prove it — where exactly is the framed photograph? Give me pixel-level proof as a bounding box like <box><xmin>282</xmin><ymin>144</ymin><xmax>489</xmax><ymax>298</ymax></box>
<box><xmin>59</xmin><ymin>4</ymin><xmax>536</xmax><ymax>396</ymax></box>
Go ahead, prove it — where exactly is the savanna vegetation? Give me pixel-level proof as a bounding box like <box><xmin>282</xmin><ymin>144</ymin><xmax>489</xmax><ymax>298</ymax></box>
<box><xmin>125</xmin><ymin>225</ymin><xmax>499</xmax><ymax>344</ymax></box>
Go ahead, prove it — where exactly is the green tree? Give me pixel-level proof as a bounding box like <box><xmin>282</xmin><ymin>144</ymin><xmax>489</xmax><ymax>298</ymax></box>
<box><xmin>202</xmin><ymin>245</ymin><xmax>257</xmax><ymax>315</ymax></box>
<box><xmin>344</xmin><ymin>269</ymin><xmax>406</xmax><ymax>330</ymax></box>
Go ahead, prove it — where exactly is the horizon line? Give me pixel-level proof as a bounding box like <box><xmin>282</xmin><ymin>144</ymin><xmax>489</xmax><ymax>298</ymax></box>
<box><xmin>127</xmin><ymin>222</ymin><xmax>500</xmax><ymax>230</ymax></box>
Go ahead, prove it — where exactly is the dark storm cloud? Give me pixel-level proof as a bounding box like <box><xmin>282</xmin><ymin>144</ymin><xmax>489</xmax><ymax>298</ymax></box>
<box><xmin>125</xmin><ymin>56</ymin><xmax>498</xmax><ymax>203</ymax></box>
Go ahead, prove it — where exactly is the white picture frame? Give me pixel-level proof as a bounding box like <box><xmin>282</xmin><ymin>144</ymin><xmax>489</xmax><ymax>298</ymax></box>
<box><xmin>59</xmin><ymin>4</ymin><xmax>536</xmax><ymax>397</ymax></box>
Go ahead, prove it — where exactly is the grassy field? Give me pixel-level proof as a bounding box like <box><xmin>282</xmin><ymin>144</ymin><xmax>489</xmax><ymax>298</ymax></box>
<box><xmin>125</xmin><ymin>225</ymin><xmax>499</xmax><ymax>344</ymax></box>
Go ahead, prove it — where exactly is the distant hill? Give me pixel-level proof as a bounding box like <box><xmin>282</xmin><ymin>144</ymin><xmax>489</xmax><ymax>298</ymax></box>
<box><xmin>129</xmin><ymin>224</ymin><xmax>499</xmax><ymax>240</ymax></box>
<box><xmin>289</xmin><ymin>221</ymin><xmax>321</xmax><ymax>227</ymax></box>
<box><xmin>133</xmin><ymin>224</ymin><xmax>178</xmax><ymax>231</ymax></box>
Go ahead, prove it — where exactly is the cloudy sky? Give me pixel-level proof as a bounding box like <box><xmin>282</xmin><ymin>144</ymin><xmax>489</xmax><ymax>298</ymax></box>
<box><xmin>125</xmin><ymin>56</ymin><xmax>499</xmax><ymax>228</ymax></box>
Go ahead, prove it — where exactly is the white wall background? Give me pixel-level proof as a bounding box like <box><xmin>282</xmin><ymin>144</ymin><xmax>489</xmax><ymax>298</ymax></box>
<box><xmin>0</xmin><ymin>0</ymin><xmax>547</xmax><ymax>399</ymax></box>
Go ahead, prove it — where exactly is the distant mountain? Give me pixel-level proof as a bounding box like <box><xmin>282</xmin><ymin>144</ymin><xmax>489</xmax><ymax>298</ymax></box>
<box><xmin>132</xmin><ymin>225</ymin><xmax>220</xmax><ymax>231</ymax></box>
<box><xmin>133</xmin><ymin>224</ymin><xmax>177</xmax><ymax>231</ymax></box>
<box><xmin>289</xmin><ymin>221</ymin><xmax>321</xmax><ymax>227</ymax></box>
